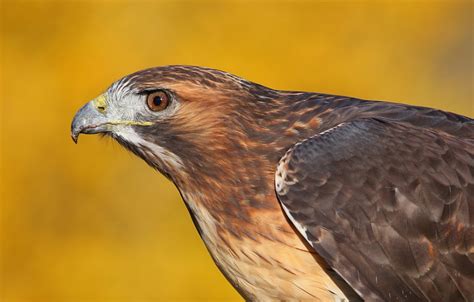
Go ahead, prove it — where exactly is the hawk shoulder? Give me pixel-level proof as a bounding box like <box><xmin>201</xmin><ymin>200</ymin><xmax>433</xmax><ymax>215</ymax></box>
<box><xmin>275</xmin><ymin>117</ymin><xmax>474</xmax><ymax>301</ymax></box>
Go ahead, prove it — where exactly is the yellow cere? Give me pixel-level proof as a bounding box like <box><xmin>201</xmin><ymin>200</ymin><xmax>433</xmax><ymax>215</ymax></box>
<box><xmin>93</xmin><ymin>93</ymin><xmax>108</xmax><ymax>112</ymax></box>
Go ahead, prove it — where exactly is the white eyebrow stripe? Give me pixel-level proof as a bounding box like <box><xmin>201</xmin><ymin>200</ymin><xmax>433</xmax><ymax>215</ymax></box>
<box><xmin>109</xmin><ymin>75</ymin><xmax>140</xmax><ymax>100</ymax></box>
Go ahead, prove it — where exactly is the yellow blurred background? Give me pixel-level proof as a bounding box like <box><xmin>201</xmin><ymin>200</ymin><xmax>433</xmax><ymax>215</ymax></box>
<box><xmin>1</xmin><ymin>0</ymin><xmax>472</xmax><ymax>301</ymax></box>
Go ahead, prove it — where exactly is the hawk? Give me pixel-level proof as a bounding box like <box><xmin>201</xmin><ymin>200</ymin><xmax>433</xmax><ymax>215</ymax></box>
<box><xmin>71</xmin><ymin>66</ymin><xmax>473</xmax><ymax>301</ymax></box>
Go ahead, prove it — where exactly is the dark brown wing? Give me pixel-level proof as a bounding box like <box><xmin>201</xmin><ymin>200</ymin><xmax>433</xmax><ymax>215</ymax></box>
<box><xmin>275</xmin><ymin>118</ymin><xmax>474</xmax><ymax>301</ymax></box>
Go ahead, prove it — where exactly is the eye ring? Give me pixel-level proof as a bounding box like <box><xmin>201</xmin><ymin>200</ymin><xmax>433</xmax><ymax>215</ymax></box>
<box><xmin>146</xmin><ymin>90</ymin><xmax>170</xmax><ymax>112</ymax></box>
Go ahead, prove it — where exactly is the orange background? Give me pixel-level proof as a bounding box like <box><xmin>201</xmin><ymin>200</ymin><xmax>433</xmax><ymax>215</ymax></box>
<box><xmin>1</xmin><ymin>1</ymin><xmax>472</xmax><ymax>301</ymax></box>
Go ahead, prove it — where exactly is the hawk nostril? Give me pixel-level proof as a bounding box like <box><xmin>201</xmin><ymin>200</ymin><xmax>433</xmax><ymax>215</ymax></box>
<box><xmin>92</xmin><ymin>93</ymin><xmax>108</xmax><ymax>112</ymax></box>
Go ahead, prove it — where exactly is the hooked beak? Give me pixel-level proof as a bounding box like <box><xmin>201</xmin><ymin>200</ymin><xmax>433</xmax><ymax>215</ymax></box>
<box><xmin>71</xmin><ymin>101</ymin><xmax>110</xmax><ymax>143</ymax></box>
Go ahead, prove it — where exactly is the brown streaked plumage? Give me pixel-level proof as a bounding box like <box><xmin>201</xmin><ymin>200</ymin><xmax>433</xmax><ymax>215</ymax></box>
<box><xmin>71</xmin><ymin>65</ymin><xmax>474</xmax><ymax>301</ymax></box>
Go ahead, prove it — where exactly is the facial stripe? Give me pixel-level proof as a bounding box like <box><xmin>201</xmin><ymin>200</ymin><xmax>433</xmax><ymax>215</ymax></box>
<box><xmin>115</xmin><ymin>126</ymin><xmax>184</xmax><ymax>171</ymax></box>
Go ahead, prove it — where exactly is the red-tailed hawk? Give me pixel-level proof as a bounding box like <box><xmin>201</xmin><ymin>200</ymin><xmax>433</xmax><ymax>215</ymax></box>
<box><xmin>71</xmin><ymin>65</ymin><xmax>474</xmax><ymax>301</ymax></box>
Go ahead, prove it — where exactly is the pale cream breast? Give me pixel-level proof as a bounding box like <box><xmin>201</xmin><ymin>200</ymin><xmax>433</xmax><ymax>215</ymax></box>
<box><xmin>184</xmin><ymin>192</ymin><xmax>349</xmax><ymax>301</ymax></box>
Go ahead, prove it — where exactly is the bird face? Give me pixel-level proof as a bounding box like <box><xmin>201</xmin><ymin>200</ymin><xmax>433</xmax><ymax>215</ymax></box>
<box><xmin>71</xmin><ymin>66</ymin><xmax>268</xmax><ymax>186</ymax></box>
<box><xmin>71</xmin><ymin>87</ymin><xmax>175</xmax><ymax>142</ymax></box>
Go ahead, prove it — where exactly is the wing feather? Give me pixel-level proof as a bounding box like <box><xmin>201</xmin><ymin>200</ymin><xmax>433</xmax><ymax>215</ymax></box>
<box><xmin>275</xmin><ymin>118</ymin><xmax>474</xmax><ymax>301</ymax></box>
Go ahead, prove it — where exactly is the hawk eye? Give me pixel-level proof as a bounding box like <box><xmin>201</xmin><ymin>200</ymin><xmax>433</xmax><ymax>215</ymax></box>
<box><xmin>146</xmin><ymin>90</ymin><xmax>169</xmax><ymax>112</ymax></box>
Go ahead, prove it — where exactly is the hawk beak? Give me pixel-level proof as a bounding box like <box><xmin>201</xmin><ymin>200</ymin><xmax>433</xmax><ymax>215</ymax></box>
<box><xmin>71</xmin><ymin>101</ymin><xmax>110</xmax><ymax>143</ymax></box>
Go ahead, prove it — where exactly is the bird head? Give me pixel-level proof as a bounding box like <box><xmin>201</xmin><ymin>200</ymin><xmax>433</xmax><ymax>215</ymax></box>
<box><xmin>71</xmin><ymin>66</ymin><xmax>285</xmax><ymax>193</ymax></box>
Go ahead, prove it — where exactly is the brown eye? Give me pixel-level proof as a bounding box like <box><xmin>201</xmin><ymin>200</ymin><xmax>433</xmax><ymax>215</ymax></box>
<box><xmin>146</xmin><ymin>90</ymin><xmax>169</xmax><ymax>112</ymax></box>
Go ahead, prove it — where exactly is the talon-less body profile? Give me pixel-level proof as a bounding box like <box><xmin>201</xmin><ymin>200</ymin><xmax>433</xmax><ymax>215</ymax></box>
<box><xmin>72</xmin><ymin>65</ymin><xmax>473</xmax><ymax>301</ymax></box>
